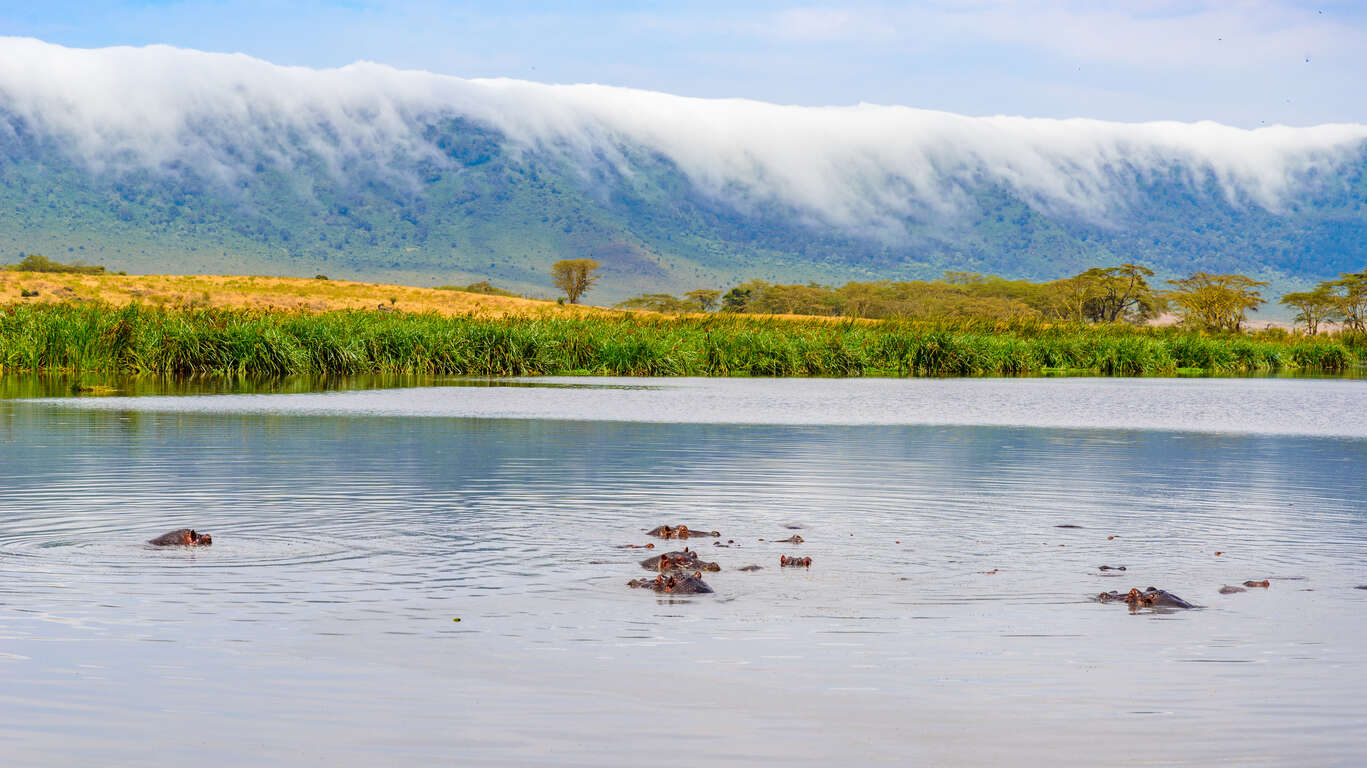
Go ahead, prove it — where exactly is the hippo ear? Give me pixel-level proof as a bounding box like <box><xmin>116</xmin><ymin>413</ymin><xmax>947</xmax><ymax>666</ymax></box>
<box><xmin>693</xmin><ymin>571</ymin><xmax>702</xmax><ymax>579</ymax></box>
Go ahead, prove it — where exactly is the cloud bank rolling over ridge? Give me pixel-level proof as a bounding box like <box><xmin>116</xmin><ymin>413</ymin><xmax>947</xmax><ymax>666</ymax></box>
<box><xmin>3</xmin><ymin>36</ymin><xmax>1366</xmax><ymax>240</ymax></box>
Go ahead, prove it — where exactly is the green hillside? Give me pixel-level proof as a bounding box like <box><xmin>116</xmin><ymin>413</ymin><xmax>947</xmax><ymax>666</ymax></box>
<box><xmin>2</xmin><ymin>112</ymin><xmax>1364</xmax><ymax>304</ymax></box>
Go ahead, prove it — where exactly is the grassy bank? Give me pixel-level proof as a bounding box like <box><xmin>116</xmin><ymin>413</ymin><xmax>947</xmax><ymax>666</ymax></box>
<box><xmin>0</xmin><ymin>270</ymin><xmax>597</xmax><ymax>317</ymax></box>
<box><xmin>0</xmin><ymin>303</ymin><xmax>1362</xmax><ymax>378</ymax></box>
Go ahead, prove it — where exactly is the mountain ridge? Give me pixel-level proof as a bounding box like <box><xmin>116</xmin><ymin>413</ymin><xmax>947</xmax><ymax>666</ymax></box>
<box><xmin>1</xmin><ymin>38</ymin><xmax>1364</xmax><ymax>304</ymax></box>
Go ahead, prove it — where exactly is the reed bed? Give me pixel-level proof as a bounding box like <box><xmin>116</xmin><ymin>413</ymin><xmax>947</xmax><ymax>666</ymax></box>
<box><xmin>0</xmin><ymin>303</ymin><xmax>1361</xmax><ymax>378</ymax></box>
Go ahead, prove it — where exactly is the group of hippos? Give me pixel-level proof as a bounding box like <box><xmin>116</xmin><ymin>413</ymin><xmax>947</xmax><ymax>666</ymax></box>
<box><xmin>621</xmin><ymin>523</ymin><xmax>811</xmax><ymax>595</ymax></box>
<box><xmin>615</xmin><ymin>523</ymin><xmax>1310</xmax><ymax>611</ymax></box>
<box><xmin>147</xmin><ymin>524</ymin><xmax>1366</xmax><ymax>606</ymax></box>
<box><xmin>616</xmin><ymin>522</ymin><xmax>1213</xmax><ymax>609</ymax></box>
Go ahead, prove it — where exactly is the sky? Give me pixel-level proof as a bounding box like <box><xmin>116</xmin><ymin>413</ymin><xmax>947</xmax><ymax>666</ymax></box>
<box><xmin>2</xmin><ymin>0</ymin><xmax>1365</xmax><ymax>127</ymax></box>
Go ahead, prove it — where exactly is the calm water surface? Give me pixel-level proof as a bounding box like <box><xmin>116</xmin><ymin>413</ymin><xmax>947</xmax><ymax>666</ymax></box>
<box><xmin>2</xmin><ymin>377</ymin><xmax>1365</xmax><ymax>766</ymax></box>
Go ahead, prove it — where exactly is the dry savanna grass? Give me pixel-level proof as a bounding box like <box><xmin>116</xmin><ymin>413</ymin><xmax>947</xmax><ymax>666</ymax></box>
<box><xmin>0</xmin><ymin>271</ymin><xmax>613</xmax><ymax>318</ymax></box>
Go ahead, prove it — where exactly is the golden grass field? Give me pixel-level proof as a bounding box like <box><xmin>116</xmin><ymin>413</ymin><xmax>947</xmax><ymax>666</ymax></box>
<box><xmin>0</xmin><ymin>271</ymin><xmax>871</xmax><ymax>325</ymax></box>
<box><xmin>0</xmin><ymin>271</ymin><xmax>611</xmax><ymax>318</ymax></box>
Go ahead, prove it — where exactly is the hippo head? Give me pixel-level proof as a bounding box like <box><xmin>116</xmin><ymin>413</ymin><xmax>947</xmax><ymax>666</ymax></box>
<box><xmin>187</xmin><ymin>530</ymin><xmax>212</xmax><ymax>546</ymax></box>
<box><xmin>1124</xmin><ymin>588</ymin><xmax>1156</xmax><ymax>608</ymax></box>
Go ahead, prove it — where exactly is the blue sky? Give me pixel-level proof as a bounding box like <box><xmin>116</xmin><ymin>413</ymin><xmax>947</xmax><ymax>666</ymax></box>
<box><xmin>3</xmin><ymin>0</ymin><xmax>1364</xmax><ymax>126</ymax></box>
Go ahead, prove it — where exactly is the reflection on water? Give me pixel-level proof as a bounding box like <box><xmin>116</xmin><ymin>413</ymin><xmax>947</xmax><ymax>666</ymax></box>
<box><xmin>0</xmin><ymin>371</ymin><xmax>448</xmax><ymax>400</ymax></box>
<box><xmin>1</xmin><ymin>381</ymin><xmax>1366</xmax><ymax>766</ymax></box>
<box><xmin>21</xmin><ymin>375</ymin><xmax>1367</xmax><ymax>438</ymax></box>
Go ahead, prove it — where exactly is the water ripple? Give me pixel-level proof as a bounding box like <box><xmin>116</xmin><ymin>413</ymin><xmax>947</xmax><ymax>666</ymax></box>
<box><xmin>1</xmin><ymin>383</ymin><xmax>1365</xmax><ymax>766</ymax></box>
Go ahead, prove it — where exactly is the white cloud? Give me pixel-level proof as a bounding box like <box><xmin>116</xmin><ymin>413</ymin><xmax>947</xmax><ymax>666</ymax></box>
<box><xmin>1</xmin><ymin>37</ymin><xmax>1364</xmax><ymax>235</ymax></box>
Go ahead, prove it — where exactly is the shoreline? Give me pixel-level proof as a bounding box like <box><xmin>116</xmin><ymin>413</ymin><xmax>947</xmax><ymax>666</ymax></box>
<box><xmin>1</xmin><ymin>301</ymin><xmax>1362</xmax><ymax>379</ymax></box>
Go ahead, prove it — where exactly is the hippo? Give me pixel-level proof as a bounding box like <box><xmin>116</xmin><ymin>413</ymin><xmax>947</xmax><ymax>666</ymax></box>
<box><xmin>627</xmin><ymin>571</ymin><xmax>714</xmax><ymax>595</ymax></box>
<box><xmin>1098</xmin><ymin>565</ymin><xmax>1127</xmax><ymax>571</ymax></box>
<box><xmin>616</xmin><ymin>543</ymin><xmax>656</xmax><ymax>549</ymax></box>
<box><xmin>1243</xmin><ymin>580</ymin><xmax>1270</xmax><ymax>588</ymax></box>
<box><xmin>737</xmin><ymin>565</ymin><xmax>763</xmax><ymax>572</ymax></box>
<box><xmin>148</xmin><ymin>529</ymin><xmax>212</xmax><ymax>547</ymax></box>
<box><xmin>1055</xmin><ymin>524</ymin><xmax>1083</xmax><ymax>529</ymax></box>
<box><xmin>1356</xmin><ymin>585</ymin><xmax>1367</xmax><ymax>590</ymax></box>
<box><xmin>779</xmin><ymin>555</ymin><xmax>812</xmax><ymax>568</ymax></box>
<box><xmin>647</xmin><ymin>524</ymin><xmax>720</xmax><ymax>540</ymax></box>
<box><xmin>640</xmin><ymin>548</ymin><xmax>721</xmax><ymax>573</ymax></box>
<box><xmin>776</xmin><ymin>535</ymin><xmax>804</xmax><ymax>544</ymax></box>
<box><xmin>1097</xmin><ymin>587</ymin><xmax>1195</xmax><ymax>610</ymax></box>
<box><xmin>1219</xmin><ymin>585</ymin><xmax>1247</xmax><ymax>594</ymax></box>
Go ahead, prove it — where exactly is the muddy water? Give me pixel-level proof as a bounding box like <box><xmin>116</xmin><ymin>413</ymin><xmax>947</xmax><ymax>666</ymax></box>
<box><xmin>2</xmin><ymin>377</ymin><xmax>1365</xmax><ymax>766</ymax></box>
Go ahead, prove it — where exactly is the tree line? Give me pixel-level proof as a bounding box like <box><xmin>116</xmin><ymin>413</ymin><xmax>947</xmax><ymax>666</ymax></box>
<box><xmin>610</xmin><ymin>264</ymin><xmax>1367</xmax><ymax>334</ymax></box>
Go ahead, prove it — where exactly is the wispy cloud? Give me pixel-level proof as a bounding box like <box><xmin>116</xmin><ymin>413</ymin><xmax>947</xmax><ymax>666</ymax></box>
<box><xmin>743</xmin><ymin>1</ymin><xmax>1354</xmax><ymax>70</ymax></box>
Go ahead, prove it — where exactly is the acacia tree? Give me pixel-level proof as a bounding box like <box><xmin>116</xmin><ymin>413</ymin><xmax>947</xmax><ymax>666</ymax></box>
<box><xmin>1167</xmin><ymin>272</ymin><xmax>1268</xmax><ymax>331</ymax></box>
<box><xmin>1081</xmin><ymin>264</ymin><xmax>1163</xmax><ymax>323</ymax></box>
<box><xmin>550</xmin><ymin>259</ymin><xmax>601</xmax><ymax>304</ymax></box>
<box><xmin>1051</xmin><ymin>273</ymin><xmax>1100</xmax><ymax>322</ymax></box>
<box><xmin>721</xmin><ymin>281</ymin><xmax>765</xmax><ymax>312</ymax></box>
<box><xmin>1279</xmin><ymin>286</ymin><xmax>1341</xmax><ymax>335</ymax></box>
<box><xmin>1327</xmin><ymin>270</ymin><xmax>1367</xmax><ymax>331</ymax></box>
<box><xmin>684</xmin><ymin>289</ymin><xmax>721</xmax><ymax>312</ymax></box>
<box><xmin>839</xmin><ymin>283</ymin><xmax>880</xmax><ymax>319</ymax></box>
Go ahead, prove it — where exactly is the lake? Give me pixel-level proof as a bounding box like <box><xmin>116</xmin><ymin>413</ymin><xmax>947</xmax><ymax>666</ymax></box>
<box><xmin>2</xmin><ymin>376</ymin><xmax>1365</xmax><ymax>766</ymax></box>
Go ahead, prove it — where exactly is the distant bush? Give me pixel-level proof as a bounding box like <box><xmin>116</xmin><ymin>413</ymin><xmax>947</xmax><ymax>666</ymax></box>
<box><xmin>7</xmin><ymin>254</ymin><xmax>107</xmax><ymax>275</ymax></box>
<box><xmin>437</xmin><ymin>280</ymin><xmax>519</xmax><ymax>297</ymax></box>
<box><xmin>314</xmin><ymin>274</ymin><xmax>330</xmax><ymax>280</ymax></box>
<box><xmin>616</xmin><ymin>293</ymin><xmax>694</xmax><ymax>313</ymax></box>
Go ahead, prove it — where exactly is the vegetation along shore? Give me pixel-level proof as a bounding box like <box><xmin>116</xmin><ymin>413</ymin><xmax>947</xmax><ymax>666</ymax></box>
<box><xmin>1</xmin><ymin>302</ymin><xmax>1362</xmax><ymax>378</ymax></box>
<box><xmin>3</xmin><ymin>255</ymin><xmax>1364</xmax><ymax>378</ymax></box>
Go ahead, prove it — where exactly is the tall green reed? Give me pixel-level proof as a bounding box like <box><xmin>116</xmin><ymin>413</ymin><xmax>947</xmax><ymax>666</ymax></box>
<box><xmin>0</xmin><ymin>303</ymin><xmax>1361</xmax><ymax>378</ymax></box>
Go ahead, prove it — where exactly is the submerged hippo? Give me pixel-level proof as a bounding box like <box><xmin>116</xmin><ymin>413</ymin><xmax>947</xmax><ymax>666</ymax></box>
<box><xmin>1097</xmin><ymin>587</ymin><xmax>1195</xmax><ymax>610</ymax></box>
<box><xmin>779</xmin><ymin>555</ymin><xmax>812</xmax><ymax>568</ymax></box>
<box><xmin>1098</xmin><ymin>565</ymin><xmax>1127</xmax><ymax>571</ymax></box>
<box><xmin>737</xmin><ymin>565</ymin><xmax>763</xmax><ymax>572</ymax></box>
<box><xmin>628</xmin><ymin>571</ymin><xmax>714</xmax><ymax>595</ymax></box>
<box><xmin>1219</xmin><ymin>585</ymin><xmax>1247</xmax><ymax>594</ymax></box>
<box><xmin>148</xmin><ymin>529</ymin><xmax>212</xmax><ymax>547</ymax></box>
<box><xmin>776</xmin><ymin>535</ymin><xmax>804</xmax><ymax>544</ymax></box>
<box><xmin>1243</xmin><ymin>580</ymin><xmax>1270</xmax><ymax>588</ymax></box>
<box><xmin>640</xmin><ymin>549</ymin><xmax>721</xmax><ymax>573</ymax></box>
<box><xmin>647</xmin><ymin>524</ymin><xmax>720</xmax><ymax>540</ymax></box>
